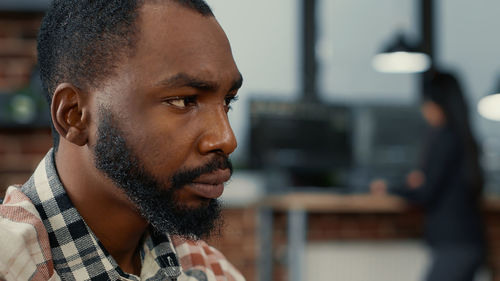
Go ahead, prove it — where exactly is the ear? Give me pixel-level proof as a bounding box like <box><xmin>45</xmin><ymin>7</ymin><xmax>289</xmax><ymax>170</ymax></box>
<box><xmin>51</xmin><ymin>83</ymin><xmax>90</xmax><ymax>146</ymax></box>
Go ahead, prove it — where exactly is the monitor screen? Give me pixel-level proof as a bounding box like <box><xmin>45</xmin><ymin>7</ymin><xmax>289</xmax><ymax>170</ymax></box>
<box><xmin>249</xmin><ymin>99</ymin><xmax>352</xmax><ymax>188</ymax></box>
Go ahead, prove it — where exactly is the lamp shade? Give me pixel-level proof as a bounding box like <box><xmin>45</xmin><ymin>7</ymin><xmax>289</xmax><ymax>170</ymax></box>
<box><xmin>477</xmin><ymin>77</ymin><xmax>500</xmax><ymax>121</ymax></box>
<box><xmin>478</xmin><ymin>92</ymin><xmax>500</xmax><ymax>122</ymax></box>
<box><xmin>372</xmin><ymin>34</ymin><xmax>431</xmax><ymax>74</ymax></box>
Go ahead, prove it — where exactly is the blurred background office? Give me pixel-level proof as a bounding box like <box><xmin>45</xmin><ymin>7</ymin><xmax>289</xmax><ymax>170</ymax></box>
<box><xmin>1</xmin><ymin>0</ymin><xmax>500</xmax><ymax>280</ymax></box>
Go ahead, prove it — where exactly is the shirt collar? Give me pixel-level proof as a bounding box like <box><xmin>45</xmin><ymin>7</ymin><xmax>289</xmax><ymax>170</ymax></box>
<box><xmin>21</xmin><ymin>149</ymin><xmax>181</xmax><ymax>280</ymax></box>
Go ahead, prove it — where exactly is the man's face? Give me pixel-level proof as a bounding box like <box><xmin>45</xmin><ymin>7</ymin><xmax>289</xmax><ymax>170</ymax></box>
<box><xmin>89</xmin><ymin>3</ymin><xmax>241</xmax><ymax>238</ymax></box>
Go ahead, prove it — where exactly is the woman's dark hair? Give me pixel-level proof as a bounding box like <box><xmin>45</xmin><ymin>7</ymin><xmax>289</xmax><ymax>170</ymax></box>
<box><xmin>423</xmin><ymin>71</ymin><xmax>484</xmax><ymax>197</ymax></box>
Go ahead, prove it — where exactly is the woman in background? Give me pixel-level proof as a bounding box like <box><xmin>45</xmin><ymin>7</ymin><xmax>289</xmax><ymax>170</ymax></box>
<box><xmin>372</xmin><ymin>71</ymin><xmax>486</xmax><ymax>281</ymax></box>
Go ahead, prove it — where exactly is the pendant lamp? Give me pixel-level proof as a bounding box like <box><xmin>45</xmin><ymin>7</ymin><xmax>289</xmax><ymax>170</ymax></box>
<box><xmin>372</xmin><ymin>34</ymin><xmax>431</xmax><ymax>74</ymax></box>
<box><xmin>478</xmin><ymin>77</ymin><xmax>500</xmax><ymax>121</ymax></box>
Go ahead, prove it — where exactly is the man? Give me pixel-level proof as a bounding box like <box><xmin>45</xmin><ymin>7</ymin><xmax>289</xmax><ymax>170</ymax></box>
<box><xmin>0</xmin><ymin>0</ymin><xmax>245</xmax><ymax>280</ymax></box>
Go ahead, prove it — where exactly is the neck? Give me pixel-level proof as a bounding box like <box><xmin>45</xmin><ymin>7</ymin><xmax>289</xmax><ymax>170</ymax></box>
<box><xmin>55</xmin><ymin>142</ymin><xmax>148</xmax><ymax>275</ymax></box>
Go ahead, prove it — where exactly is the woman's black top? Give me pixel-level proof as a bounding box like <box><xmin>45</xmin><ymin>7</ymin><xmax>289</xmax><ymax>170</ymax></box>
<box><xmin>392</xmin><ymin>126</ymin><xmax>484</xmax><ymax>247</ymax></box>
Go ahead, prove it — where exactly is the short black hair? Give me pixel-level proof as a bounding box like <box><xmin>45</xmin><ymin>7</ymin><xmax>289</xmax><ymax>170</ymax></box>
<box><xmin>37</xmin><ymin>0</ymin><xmax>213</xmax><ymax>149</ymax></box>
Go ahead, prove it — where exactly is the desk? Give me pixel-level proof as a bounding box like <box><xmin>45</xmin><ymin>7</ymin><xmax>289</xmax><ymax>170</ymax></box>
<box><xmin>258</xmin><ymin>193</ymin><xmax>408</xmax><ymax>281</ymax></box>
<box><xmin>258</xmin><ymin>192</ymin><xmax>500</xmax><ymax>281</ymax></box>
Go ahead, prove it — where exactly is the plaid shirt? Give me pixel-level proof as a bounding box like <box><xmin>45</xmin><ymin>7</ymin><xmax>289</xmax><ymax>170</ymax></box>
<box><xmin>0</xmin><ymin>150</ymin><xmax>245</xmax><ymax>281</ymax></box>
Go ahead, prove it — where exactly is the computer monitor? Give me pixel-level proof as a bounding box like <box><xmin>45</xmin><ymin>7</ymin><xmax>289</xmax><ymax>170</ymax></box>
<box><xmin>249</xmin><ymin>99</ymin><xmax>352</xmax><ymax>188</ymax></box>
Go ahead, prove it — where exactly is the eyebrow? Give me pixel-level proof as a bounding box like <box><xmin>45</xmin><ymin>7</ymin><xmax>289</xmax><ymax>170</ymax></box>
<box><xmin>157</xmin><ymin>72</ymin><xmax>243</xmax><ymax>93</ymax></box>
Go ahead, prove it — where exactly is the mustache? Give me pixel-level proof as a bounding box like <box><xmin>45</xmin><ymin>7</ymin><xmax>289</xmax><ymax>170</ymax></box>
<box><xmin>171</xmin><ymin>155</ymin><xmax>233</xmax><ymax>190</ymax></box>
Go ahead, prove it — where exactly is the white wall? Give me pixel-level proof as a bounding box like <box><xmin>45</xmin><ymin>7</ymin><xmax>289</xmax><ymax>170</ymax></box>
<box><xmin>306</xmin><ymin>241</ymin><xmax>490</xmax><ymax>281</ymax></box>
<box><xmin>306</xmin><ymin>241</ymin><xmax>430</xmax><ymax>281</ymax></box>
<box><xmin>317</xmin><ymin>0</ymin><xmax>419</xmax><ymax>104</ymax></box>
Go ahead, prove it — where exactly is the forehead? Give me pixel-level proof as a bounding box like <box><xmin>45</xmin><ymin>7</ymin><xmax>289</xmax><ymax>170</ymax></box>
<box><xmin>126</xmin><ymin>2</ymin><xmax>239</xmax><ymax>84</ymax></box>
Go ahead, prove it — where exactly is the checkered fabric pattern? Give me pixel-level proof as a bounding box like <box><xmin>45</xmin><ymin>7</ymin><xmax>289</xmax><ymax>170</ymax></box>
<box><xmin>171</xmin><ymin>237</ymin><xmax>245</xmax><ymax>281</ymax></box>
<box><xmin>0</xmin><ymin>149</ymin><xmax>245</xmax><ymax>281</ymax></box>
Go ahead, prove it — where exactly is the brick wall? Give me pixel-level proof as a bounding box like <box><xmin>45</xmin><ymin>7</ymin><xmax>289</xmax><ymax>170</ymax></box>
<box><xmin>0</xmin><ymin>129</ymin><xmax>52</xmax><ymax>198</ymax></box>
<box><xmin>0</xmin><ymin>11</ymin><xmax>47</xmax><ymax>198</ymax></box>
<box><xmin>0</xmin><ymin>9</ymin><xmax>43</xmax><ymax>193</ymax></box>
<box><xmin>0</xmin><ymin>11</ymin><xmax>42</xmax><ymax>92</ymax></box>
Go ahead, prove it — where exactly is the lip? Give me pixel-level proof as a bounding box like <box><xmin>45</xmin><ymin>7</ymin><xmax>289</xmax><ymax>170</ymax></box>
<box><xmin>186</xmin><ymin>169</ymin><xmax>231</xmax><ymax>199</ymax></box>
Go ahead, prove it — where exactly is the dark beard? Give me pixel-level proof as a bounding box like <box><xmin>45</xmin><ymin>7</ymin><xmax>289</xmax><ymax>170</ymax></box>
<box><xmin>93</xmin><ymin>109</ymin><xmax>232</xmax><ymax>239</ymax></box>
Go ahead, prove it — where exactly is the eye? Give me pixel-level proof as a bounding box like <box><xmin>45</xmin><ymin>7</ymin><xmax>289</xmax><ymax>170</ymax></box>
<box><xmin>224</xmin><ymin>95</ymin><xmax>239</xmax><ymax>111</ymax></box>
<box><xmin>164</xmin><ymin>96</ymin><xmax>197</xmax><ymax>109</ymax></box>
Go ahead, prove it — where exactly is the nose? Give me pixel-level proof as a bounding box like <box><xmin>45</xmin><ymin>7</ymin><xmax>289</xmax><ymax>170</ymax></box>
<box><xmin>198</xmin><ymin>106</ymin><xmax>237</xmax><ymax>156</ymax></box>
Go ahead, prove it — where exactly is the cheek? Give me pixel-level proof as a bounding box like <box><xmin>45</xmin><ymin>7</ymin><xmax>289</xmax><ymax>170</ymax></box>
<box><xmin>122</xmin><ymin>106</ymin><xmax>203</xmax><ymax>173</ymax></box>
<box><xmin>132</xmin><ymin>127</ymin><xmax>199</xmax><ymax>172</ymax></box>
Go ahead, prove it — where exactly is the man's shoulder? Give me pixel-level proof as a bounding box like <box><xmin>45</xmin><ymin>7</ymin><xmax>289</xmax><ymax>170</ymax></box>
<box><xmin>0</xmin><ymin>185</ymin><xmax>43</xmax><ymax>226</ymax></box>
<box><xmin>0</xmin><ymin>186</ymin><xmax>56</xmax><ymax>280</ymax></box>
<box><xmin>171</xmin><ymin>236</ymin><xmax>245</xmax><ymax>281</ymax></box>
